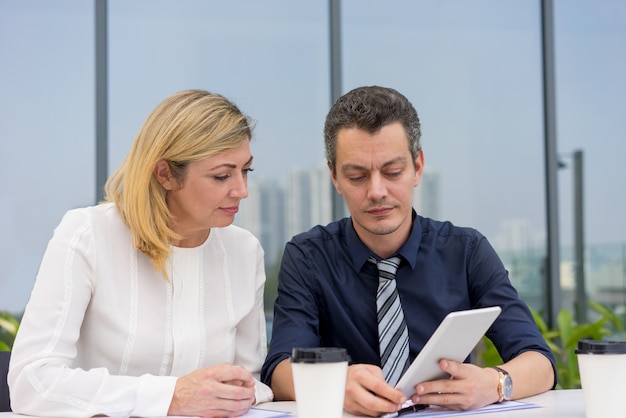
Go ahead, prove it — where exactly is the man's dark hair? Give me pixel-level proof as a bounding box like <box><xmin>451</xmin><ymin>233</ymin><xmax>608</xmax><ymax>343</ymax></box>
<box><xmin>324</xmin><ymin>85</ymin><xmax>421</xmax><ymax>173</ymax></box>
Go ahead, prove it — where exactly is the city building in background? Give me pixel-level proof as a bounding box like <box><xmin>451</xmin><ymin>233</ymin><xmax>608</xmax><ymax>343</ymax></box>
<box><xmin>237</xmin><ymin>178</ymin><xmax>285</xmax><ymax>267</ymax></box>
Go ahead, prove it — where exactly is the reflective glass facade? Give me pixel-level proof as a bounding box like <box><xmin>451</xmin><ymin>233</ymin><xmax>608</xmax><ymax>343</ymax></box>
<box><xmin>1</xmin><ymin>0</ymin><xmax>625</xmax><ymax>327</ymax></box>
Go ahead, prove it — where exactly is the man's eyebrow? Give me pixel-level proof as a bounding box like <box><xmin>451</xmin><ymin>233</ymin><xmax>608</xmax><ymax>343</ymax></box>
<box><xmin>340</xmin><ymin>163</ymin><xmax>367</xmax><ymax>172</ymax></box>
<box><xmin>340</xmin><ymin>156</ymin><xmax>407</xmax><ymax>172</ymax></box>
<box><xmin>380</xmin><ymin>156</ymin><xmax>407</xmax><ymax>167</ymax></box>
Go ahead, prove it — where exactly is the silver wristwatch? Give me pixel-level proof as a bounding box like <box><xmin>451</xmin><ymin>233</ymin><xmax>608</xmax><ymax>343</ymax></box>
<box><xmin>493</xmin><ymin>366</ymin><xmax>513</xmax><ymax>402</ymax></box>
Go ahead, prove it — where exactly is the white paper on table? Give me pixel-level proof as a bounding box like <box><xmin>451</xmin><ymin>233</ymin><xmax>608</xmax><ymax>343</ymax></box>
<box><xmin>394</xmin><ymin>401</ymin><xmax>541</xmax><ymax>418</ymax></box>
<box><xmin>397</xmin><ymin>400</ymin><xmax>540</xmax><ymax>417</ymax></box>
<box><xmin>244</xmin><ymin>407</ymin><xmax>293</xmax><ymax>417</ymax></box>
<box><xmin>140</xmin><ymin>407</ymin><xmax>292</xmax><ymax>418</ymax></box>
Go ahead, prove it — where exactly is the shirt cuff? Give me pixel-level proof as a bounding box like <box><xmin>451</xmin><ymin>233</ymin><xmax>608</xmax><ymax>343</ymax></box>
<box><xmin>254</xmin><ymin>378</ymin><xmax>274</xmax><ymax>404</ymax></box>
<box><xmin>133</xmin><ymin>374</ymin><xmax>178</xmax><ymax>416</ymax></box>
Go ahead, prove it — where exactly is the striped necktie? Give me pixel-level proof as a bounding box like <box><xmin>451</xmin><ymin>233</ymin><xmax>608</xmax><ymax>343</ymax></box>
<box><xmin>370</xmin><ymin>256</ymin><xmax>410</xmax><ymax>386</ymax></box>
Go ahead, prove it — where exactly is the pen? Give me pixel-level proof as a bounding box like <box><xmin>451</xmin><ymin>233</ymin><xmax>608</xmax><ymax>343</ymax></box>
<box><xmin>380</xmin><ymin>403</ymin><xmax>428</xmax><ymax>418</ymax></box>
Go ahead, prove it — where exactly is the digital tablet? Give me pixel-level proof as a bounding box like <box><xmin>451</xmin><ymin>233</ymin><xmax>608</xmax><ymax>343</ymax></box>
<box><xmin>395</xmin><ymin>306</ymin><xmax>502</xmax><ymax>397</ymax></box>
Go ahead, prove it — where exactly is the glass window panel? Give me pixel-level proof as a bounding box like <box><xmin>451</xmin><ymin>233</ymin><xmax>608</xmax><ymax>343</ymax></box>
<box><xmin>108</xmin><ymin>1</ymin><xmax>330</xmax><ymax>182</ymax></box>
<box><xmin>554</xmin><ymin>0</ymin><xmax>626</xmax><ymax>320</ymax></box>
<box><xmin>0</xmin><ymin>0</ymin><xmax>94</xmax><ymax>314</ymax></box>
<box><xmin>5</xmin><ymin>0</ymin><xmax>622</xmax><ymax>331</ymax></box>
<box><xmin>342</xmin><ymin>0</ymin><xmax>547</xmax><ymax>311</ymax></box>
<box><xmin>107</xmin><ymin>0</ymin><xmax>330</xmax><ymax>316</ymax></box>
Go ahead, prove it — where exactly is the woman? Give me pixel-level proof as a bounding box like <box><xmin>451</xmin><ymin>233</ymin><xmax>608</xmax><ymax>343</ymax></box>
<box><xmin>8</xmin><ymin>90</ymin><xmax>273</xmax><ymax>417</ymax></box>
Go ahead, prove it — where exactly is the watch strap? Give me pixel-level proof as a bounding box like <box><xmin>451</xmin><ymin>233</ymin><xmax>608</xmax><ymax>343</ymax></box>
<box><xmin>492</xmin><ymin>366</ymin><xmax>509</xmax><ymax>375</ymax></box>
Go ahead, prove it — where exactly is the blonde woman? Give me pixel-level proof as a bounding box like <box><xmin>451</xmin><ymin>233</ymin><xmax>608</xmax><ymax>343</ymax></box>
<box><xmin>9</xmin><ymin>90</ymin><xmax>273</xmax><ymax>417</ymax></box>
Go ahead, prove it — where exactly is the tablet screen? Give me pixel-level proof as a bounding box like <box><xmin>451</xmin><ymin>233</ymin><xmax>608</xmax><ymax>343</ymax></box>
<box><xmin>395</xmin><ymin>306</ymin><xmax>502</xmax><ymax>397</ymax></box>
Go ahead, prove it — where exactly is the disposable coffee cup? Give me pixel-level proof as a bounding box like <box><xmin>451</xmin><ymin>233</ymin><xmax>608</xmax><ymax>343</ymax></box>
<box><xmin>291</xmin><ymin>347</ymin><xmax>350</xmax><ymax>418</ymax></box>
<box><xmin>576</xmin><ymin>339</ymin><xmax>626</xmax><ymax>418</ymax></box>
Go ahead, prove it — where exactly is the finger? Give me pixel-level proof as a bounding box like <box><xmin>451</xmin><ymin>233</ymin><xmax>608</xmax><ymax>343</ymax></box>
<box><xmin>439</xmin><ymin>359</ymin><xmax>468</xmax><ymax>378</ymax></box>
<box><xmin>345</xmin><ymin>385</ymin><xmax>397</xmax><ymax>416</ymax></box>
<box><xmin>344</xmin><ymin>365</ymin><xmax>406</xmax><ymax>416</ymax></box>
<box><xmin>358</xmin><ymin>367</ymin><xmax>406</xmax><ymax>405</ymax></box>
<box><xmin>173</xmin><ymin>391</ymin><xmax>254</xmax><ymax>417</ymax></box>
<box><xmin>213</xmin><ymin>363</ymin><xmax>255</xmax><ymax>382</ymax></box>
<box><xmin>206</xmin><ymin>389</ymin><xmax>255</xmax><ymax>408</ymax></box>
<box><xmin>414</xmin><ymin>392</ymin><xmax>471</xmax><ymax>411</ymax></box>
<box><xmin>414</xmin><ymin>360</ymin><xmax>472</xmax><ymax>395</ymax></box>
<box><xmin>411</xmin><ymin>361</ymin><xmax>490</xmax><ymax>410</ymax></box>
<box><xmin>224</xmin><ymin>377</ymin><xmax>256</xmax><ymax>388</ymax></box>
<box><xmin>211</xmin><ymin>381</ymin><xmax>256</xmax><ymax>401</ymax></box>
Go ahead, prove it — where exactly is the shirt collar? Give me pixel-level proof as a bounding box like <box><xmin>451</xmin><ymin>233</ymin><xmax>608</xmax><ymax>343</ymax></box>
<box><xmin>346</xmin><ymin>209</ymin><xmax>422</xmax><ymax>271</ymax></box>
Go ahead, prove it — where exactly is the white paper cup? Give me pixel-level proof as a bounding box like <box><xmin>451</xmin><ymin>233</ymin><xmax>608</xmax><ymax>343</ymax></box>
<box><xmin>291</xmin><ymin>347</ymin><xmax>349</xmax><ymax>418</ymax></box>
<box><xmin>576</xmin><ymin>339</ymin><xmax>626</xmax><ymax>418</ymax></box>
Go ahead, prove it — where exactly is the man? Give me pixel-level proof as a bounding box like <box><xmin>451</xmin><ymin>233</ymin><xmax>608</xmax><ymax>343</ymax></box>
<box><xmin>261</xmin><ymin>86</ymin><xmax>556</xmax><ymax>417</ymax></box>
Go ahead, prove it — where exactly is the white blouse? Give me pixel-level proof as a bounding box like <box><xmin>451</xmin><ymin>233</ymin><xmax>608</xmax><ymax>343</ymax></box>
<box><xmin>8</xmin><ymin>202</ymin><xmax>273</xmax><ymax>417</ymax></box>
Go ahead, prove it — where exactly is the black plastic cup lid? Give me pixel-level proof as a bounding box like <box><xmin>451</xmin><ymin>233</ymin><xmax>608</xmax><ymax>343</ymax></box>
<box><xmin>576</xmin><ymin>339</ymin><xmax>626</xmax><ymax>355</ymax></box>
<box><xmin>291</xmin><ymin>347</ymin><xmax>350</xmax><ymax>363</ymax></box>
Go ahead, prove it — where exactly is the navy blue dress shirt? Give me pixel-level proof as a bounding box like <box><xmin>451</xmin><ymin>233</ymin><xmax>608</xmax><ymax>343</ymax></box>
<box><xmin>261</xmin><ymin>211</ymin><xmax>556</xmax><ymax>386</ymax></box>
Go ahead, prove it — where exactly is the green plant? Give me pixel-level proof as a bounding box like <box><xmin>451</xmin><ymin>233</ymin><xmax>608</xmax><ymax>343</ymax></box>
<box><xmin>0</xmin><ymin>311</ymin><xmax>20</xmax><ymax>350</ymax></box>
<box><xmin>536</xmin><ymin>301</ymin><xmax>624</xmax><ymax>389</ymax></box>
<box><xmin>475</xmin><ymin>301</ymin><xmax>625</xmax><ymax>389</ymax></box>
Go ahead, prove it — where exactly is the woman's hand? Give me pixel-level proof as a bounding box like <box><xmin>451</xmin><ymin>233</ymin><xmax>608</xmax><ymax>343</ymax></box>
<box><xmin>168</xmin><ymin>363</ymin><xmax>256</xmax><ymax>417</ymax></box>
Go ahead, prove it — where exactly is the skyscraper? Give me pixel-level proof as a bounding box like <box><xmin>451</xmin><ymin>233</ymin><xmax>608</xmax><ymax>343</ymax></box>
<box><xmin>236</xmin><ymin>177</ymin><xmax>285</xmax><ymax>265</ymax></box>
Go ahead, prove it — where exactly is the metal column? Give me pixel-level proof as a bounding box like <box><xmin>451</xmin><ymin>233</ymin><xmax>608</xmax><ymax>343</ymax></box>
<box><xmin>95</xmin><ymin>0</ymin><xmax>108</xmax><ymax>203</ymax></box>
<box><xmin>573</xmin><ymin>150</ymin><xmax>587</xmax><ymax>322</ymax></box>
<box><xmin>541</xmin><ymin>0</ymin><xmax>562</xmax><ymax>328</ymax></box>
<box><xmin>329</xmin><ymin>0</ymin><xmax>345</xmax><ymax>220</ymax></box>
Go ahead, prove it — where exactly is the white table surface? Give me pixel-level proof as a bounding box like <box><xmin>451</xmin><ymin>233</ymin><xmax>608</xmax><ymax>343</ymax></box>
<box><xmin>256</xmin><ymin>389</ymin><xmax>585</xmax><ymax>417</ymax></box>
<box><xmin>0</xmin><ymin>389</ymin><xmax>584</xmax><ymax>418</ymax></box>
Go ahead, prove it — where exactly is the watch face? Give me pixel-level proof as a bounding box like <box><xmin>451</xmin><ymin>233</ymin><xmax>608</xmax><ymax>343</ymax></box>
<box><xmin>502</xmin><ymin>374</ymin><xmax>513</xmax><ymax>399</ymax></box>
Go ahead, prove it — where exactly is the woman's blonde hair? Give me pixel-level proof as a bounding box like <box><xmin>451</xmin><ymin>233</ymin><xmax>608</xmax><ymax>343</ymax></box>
<box><xmin>104</xmin><ymin>89</ymin><xmax>253</xmax><ymax>279</ymax></box>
